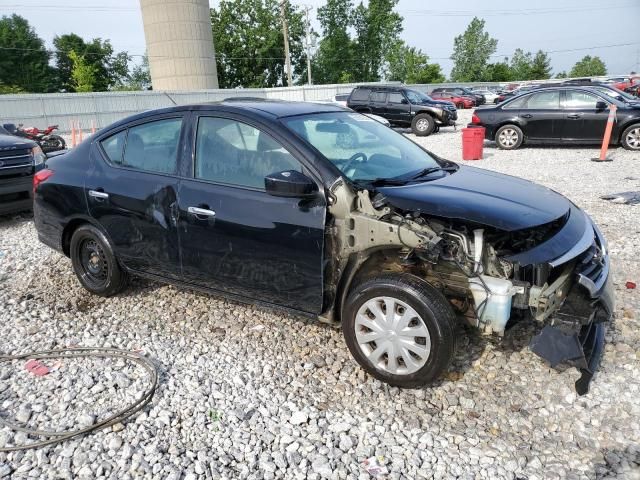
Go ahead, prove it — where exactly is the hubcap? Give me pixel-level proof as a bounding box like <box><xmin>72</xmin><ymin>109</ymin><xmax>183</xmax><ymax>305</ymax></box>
<box><xmin>416</xmin><ymin>119</ymin><xmax>429</xmax><ymax>131</ymax></box>
<box><xmin>355</xmin><ymin>296</ymin><xmax>431</xmax><ymax>375</ymax></box>
<box><xmin>498</xmin><ymin>128</ymin><xmax>518</xmax><ymax>147</ymax></box>
<box><xmin>626</xmin><ymin>128</ymin><xmax>640</xmax><ymax>149</ymax></box>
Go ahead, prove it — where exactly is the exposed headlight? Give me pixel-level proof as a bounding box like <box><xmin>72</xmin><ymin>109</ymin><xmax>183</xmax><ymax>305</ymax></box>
<box><xmin>31</xmin><ymin>146</ymin><xmax>46</xmax><ymax>166</ymax></box>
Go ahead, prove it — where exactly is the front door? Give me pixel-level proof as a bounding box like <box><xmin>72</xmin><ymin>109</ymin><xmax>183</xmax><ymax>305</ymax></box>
<box><xmin>385</xmin><ymin>91</ymin><xmax>411</xmax><ymax>124</ymax></box>
<box><xmin>560</xmin><ymin>90</ymin><xmax>611</xmax><ymax>142</ymax></box>
<box><xmin>177</xmin><ymin>115</ymin><xmax>326</xmax><ymax>314</ymax></box>
<box><xmin>518</xmin><ymin>90</ymin><xmax>564</xmax><ymax>140</ymax></box>
<box><xmin>87</xmin><ymin>116</ymin><xmax>184</xmax><ymax>280</ymax></box>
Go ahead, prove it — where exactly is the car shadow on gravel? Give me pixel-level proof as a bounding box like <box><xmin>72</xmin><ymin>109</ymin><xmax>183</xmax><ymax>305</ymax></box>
<box><xmin>0</xmin><ymin>211</ymin><xmax>33</xmax><ymax>228</ymax></box>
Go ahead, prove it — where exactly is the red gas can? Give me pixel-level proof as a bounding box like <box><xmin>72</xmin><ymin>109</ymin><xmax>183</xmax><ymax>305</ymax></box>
<box><xmin>462</xmin><ymin>126</ymin><xmax>485</xmax><ymax>160</ymax></box>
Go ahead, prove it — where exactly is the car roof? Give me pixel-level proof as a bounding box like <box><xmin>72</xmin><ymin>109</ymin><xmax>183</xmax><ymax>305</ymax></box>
<box><xmin>103</xmin><ymin>99</ymin><xmax>348</xmax><ymax>133</ymax></box>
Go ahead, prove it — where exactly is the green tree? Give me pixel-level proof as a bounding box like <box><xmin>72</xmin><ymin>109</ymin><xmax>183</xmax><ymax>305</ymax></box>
<box><xmin>483</xmin><ymin>60</ymin><xmax>513</xmax><ymax>82</ymax></box>
<box><xmin>450</xmin><ymin>17</ymin><xmax>498</xmax><ymax>82</ymax></box>
<box><xmin>555</xmin><ymin>71</ymin><xmax>568</xmax><ymax>79</ymax></box>
<box><xmin>387</xmin><ymin>42</ymin><xmax>445</xmax><ymax>84</ymax></box>
<box><xmin>68</xmin><ymin>50</ymin><xmax>97</xmax><ymax>92</ymax></box>
<box><xmin>211</xmin><ymin>0</ymin><xmax>306</xmax><ymax>88</ymax></box>
<box><xmin>569</xmin><ymin>55</ymin><xmax>607</xmax><ymax>77</ymax></box>
<box><xmin>0</xmin><ymin>14</ymin><xmax>55</xmax><ymax>92</ymax></box>
<box><xmin>529</xmin><ymin>50</ymin><xmax>552</xmax><ymax>79</ymax></box>
<box><xmin>53</xmin><ymin>34</ymin><xmax>129</xmax><ymax>91</ymax></box>
<box><xmin>352</xmin><ymin>0</ymin><xmax>403</xmax><ymax>82</ymax></box>
<box><xmin>313</xmin><ymin>0</ymin><xmax>356</xmax><ymax>84</ymax></box>
<box><xmin>509</xmin><ymin>48</ymin><xmax>533</xmax><ymax>80</ymax></box>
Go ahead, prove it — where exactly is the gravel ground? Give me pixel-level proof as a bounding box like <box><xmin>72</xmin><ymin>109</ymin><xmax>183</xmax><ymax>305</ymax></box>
<box><xmin>0</xmin><ymin>108</ymin><xmax>639</xmax><ymax>479</ymax></box>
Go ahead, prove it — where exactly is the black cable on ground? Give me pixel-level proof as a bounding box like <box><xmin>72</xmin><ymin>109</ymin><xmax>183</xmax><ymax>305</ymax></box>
<box><xmin>0</xmin><ymin>347</ymin><xmax>158</xmax><ymax>452</ymax></box>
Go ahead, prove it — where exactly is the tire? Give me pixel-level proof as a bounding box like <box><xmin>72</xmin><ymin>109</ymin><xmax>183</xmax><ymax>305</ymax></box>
<box><xmin>70</xmin><ymin>224</ymin><xmax>127</xmax><ymax>296</ymax></box>
<box><xmin>495</xmin><ymin>124</ymin><xmax>524</xmax><ymax>150</ymax></box>
<box><xmin>620</xmin><ymin>123</ymin><xmax>640</xmax><ymax>151</ymax></box>
<box><xmin>456</xmin><ymin>102</ymin><xmax>464</xmax><ymax>109</ymax></box>
<box><xmin>342</xmin><ymin>273</ymin><xmax>457</xmax><ymax>388</ymax></box>
<box><xmin>48</xmin><ymin>134</ymin><xmax>66</xmax><ymax>150</ymax></box>
<box><xmin>411</xmin><ymin>113</ymin><xmax>435</xmax><ymax>136</ymax></box>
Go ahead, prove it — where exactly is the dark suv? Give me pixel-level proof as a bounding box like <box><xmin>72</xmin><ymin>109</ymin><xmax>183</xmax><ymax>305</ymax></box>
<box><xmin>347</xmin><ymin>86</ymin><xmax>457</xmax><ymax>136</ymax></box>
<box><xmin>431</xmin><ymin>87</ymin><xmax>485</xmax><ymax>105</ymax></box>
<box><xmin>0</xmin><ymin>124</ymin><xmax>44</xmax><ymax>215</ymax></box>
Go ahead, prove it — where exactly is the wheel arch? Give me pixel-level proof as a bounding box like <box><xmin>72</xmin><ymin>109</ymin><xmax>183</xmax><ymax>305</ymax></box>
<box><xmin>618</xmin><ymin>120</ymin><xmax>640</xmax><ymax>144</ymax></box>
<box><xmin>493</xmin><ymin>120</ymin><xmax>525</xmax><ymax>141</ymax></box>
<box><xmin>61</xmin><ymin>215</ymin><xmax>112</xmax><ymax>257</ymax></box>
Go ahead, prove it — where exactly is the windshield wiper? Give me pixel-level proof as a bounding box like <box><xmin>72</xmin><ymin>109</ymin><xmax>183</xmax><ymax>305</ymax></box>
<box><xmin>409</xmin><ymin>165</ymin><xmax>457</xmax><ymax>180</ymax></box>
<box><xmin>355</xmin><ymin>177</ymin><xmax>410</xmax><ymax>187</ymax></box>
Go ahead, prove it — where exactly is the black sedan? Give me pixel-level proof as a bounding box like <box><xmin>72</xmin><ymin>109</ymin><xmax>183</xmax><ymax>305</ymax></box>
<box><xmin>33</xmin><ymin>100</ymin><xmax>613</xmax><ymax>393</ymax></box>
<box><xmin>472</xmin><ymin>86</ymin><xmax>640</xmax><ymax>150</ymax></box>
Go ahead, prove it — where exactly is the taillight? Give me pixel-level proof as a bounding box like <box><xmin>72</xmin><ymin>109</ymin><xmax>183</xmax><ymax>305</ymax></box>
<box><xmin>33</xmin><ymin>168</ymin><xmax>54</xmax><ymax>194</ymax></box>
<box><xmin>471</xmin><ymin>112</ymin><xmax>482</xmax><ymax>124</ymax></box>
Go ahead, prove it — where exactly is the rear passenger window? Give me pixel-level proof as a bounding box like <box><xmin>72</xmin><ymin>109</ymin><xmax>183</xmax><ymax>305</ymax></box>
<box><xmin>122</xmin><ymin>118</ymin><xmax>182</xmax><ymax>174</ymax></box>
<box><xmin>100</xmin><ymin>130</ymin><xmax>127</xmax><ymax>165</ymax></box>
<box><xmin>195</xmin><ymin>117</ymin><xmax>303</xmax><ymax>189</ymax></box>
<box><xmin>350</xmin><ymin>88</ymin><xmax>371</xmax><ymax>101</ymax></box>
<box><xmin>503</xmin><ymin>95</ymin><xmax>529</xmax><ymax>109</ymax></box>
<box><xmin>388</xmin><ymin>92</ymin><xmax>405</xmax><ymax>103</ymax></box>
<box><xmin>370</xmin><ymin>91</ymin><xmax>387</xmax><ymax>102</ymax></box>
<box><xmin>525</xmin><ymin>91</ymin><xmax>560</xmax><ymax>109</ymax></box>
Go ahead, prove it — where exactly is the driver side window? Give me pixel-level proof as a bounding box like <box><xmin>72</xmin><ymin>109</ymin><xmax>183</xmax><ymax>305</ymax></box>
<box><xmin>195</xmin><ymin>117</ymin><xmax>303</xmax><ymax>189</ymax></box>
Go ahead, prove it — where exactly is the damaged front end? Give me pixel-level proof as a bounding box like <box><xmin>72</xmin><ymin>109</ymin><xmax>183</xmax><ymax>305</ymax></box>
<box><xmin>323</xmin><ymin>178</ymin><xmax>614</xmax><ymax>394</ymax></box>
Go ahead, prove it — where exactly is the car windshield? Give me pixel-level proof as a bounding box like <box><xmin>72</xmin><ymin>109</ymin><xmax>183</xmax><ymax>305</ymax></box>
<box><xmin>404</xmin><ymin>89</ymin><xmax>432</xmax><ymax>103</ymax></box>
<box><xmin>593</xmin><ymin>86</ymin><xmax>636</xmax><ymax>101</ymax></box>
<box><xmin>282</xmin><ymin>112</ymin><xmax>444</xmax><ymax>184</ymax></box>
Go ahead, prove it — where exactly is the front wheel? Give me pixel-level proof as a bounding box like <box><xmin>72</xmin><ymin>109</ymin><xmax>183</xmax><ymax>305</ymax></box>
<box><xmin>411</xmin><ymin>114</ymin><xmax>435</xmax><ymax>136</ymax></box>
<box><xmin>621</xmin><ymin>124</ymin><xmax>640</xmax><ymax>150</ymax></box>
<box><xmin>342</xmin><ymin>273</ymin><xmax>457</xmax><ymax>388</ymax></box>
<box><xmin>42</xmin><ymin>135</ymin><xmax>66</xmax><ymax>151</ymax></box>
<box><xmin>70</xmin><ymin>224</ymin><xmax>127</xmax><ymax>296</ymax></box>
<box><xmin>495</xmin><ymin>124</ymin><xmax>524</xmax><ymax>150</ymax></box>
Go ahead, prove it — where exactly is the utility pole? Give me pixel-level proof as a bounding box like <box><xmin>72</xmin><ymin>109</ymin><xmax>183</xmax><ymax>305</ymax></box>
<box><xmin>279</xmin><ymin>0</ymin><xmax>293</xmax><ymax>87</ymax></box>
<box><xmin>303</xmin><ymin>5</ymin><xmax>313</xmax><ymax>85</ymax></box>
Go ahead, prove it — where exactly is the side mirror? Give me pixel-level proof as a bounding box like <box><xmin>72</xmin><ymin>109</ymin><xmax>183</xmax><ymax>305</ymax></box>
<box><xmin>596</xmin><ymin>101</ymin><xmax>608</xmax><ymax>110</ymax></box>
<box><xmin>265</xmin><ymin>170</ymin><xmax>318</xmax><ymax>198</ymax></box>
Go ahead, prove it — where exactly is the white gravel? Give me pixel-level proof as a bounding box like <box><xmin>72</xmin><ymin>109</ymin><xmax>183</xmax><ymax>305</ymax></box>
<box><xmin>0</xmin><ymin>108</ymin><xmax>639</xmax><ymax>479</ymax></box>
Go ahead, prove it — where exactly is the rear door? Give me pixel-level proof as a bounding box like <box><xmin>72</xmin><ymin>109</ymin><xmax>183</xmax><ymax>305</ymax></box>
<box><xmin>87</xmin><ymin>115</ymin><xmax>185</xmax><ymax>280</ymax></box>
<box><xmin>516</xmin><ymin>90</ymin><xmax>563</xmax><ymax>140</ymax></box>
<box><xmin>176</xmin><ymin>114</ymin><xmax>326</xmax><ymax>313</ymax></box>
<box><xmin>560</xmin><ymin>90</ymin><xmax>610</xmax><ymax>142</ymax></box>
<box><xmin>385</xmin><ymin>91</ymin><xmax>411</xmax><ymax>124</ymax></box>
<box><xmin>369</xmin><ymin>90</ymin><xmax>388</xmax><ymax>116</ymax></box>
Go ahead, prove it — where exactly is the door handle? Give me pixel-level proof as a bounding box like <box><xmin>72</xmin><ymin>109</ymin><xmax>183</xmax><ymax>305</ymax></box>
<box><xmin>567</xmin><ymin>113</ymin><xmax>582</xmax><ymax>119</ymax></box>
<box><xmin>88</xmin><ymin>189</ymin><xmax>109</xmax><ymax>200</ymax></box>
<box><xmin>521</xmin><ymin>114</ymin><xmax>533</xmax><ymax>119</ymax></box>
<box><xmin>188</xmin><ymin>206</ymin><xmax>216</xmax><ymax>218</ymax></box>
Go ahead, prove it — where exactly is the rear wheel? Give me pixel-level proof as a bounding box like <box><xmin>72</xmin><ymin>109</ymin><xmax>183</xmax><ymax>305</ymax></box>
<box><xmin>70</xmin><ymin>224</ymin><xmax>127</xmax><ymax>296</ymax></box>
<box><xmin>621</xmin><ymin>124</ymin><xmax>640</xmax><ymax>150</ymax></box>
<box><xmin>411</xmin><ymin>114</ymin><xmax>435</xmax><ymax>136</ymax></box>
<box><xmin>343</xmin><ymin>273</ymin><xmax>457</xmax><ymax>388</ymax></box>
<box><xmin>495</xmin><ymin>124</ymin><xmax>524</xmax><ymax>150</ymax></box>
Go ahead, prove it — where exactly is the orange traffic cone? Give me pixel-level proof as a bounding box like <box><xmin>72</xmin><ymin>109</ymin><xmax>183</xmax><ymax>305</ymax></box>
<box><xmin>91</xmin><ymin>120</ymin><xmax>96</xmax><ymax>135</ymax></box>
<box><xmin>71</xmin><ymin>121</ymin><xmax>76</xmax><ymax>148</ymax></box>
<box><xmin>78</xmin><ymin>122</ymin><xmax>83</xmax><ymax>143</ymax></box>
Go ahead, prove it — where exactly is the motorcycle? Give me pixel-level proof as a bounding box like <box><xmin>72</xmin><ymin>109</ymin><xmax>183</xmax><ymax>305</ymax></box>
<box><xmin>2</xmin><ymin>123</ymin><xmax>66</xmax><ymax>152</ymax></box>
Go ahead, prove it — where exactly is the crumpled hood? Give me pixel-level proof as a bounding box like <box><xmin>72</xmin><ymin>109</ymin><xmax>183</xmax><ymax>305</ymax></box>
<box><xmin>378</xmin><ymin>165</ymin><xmax>572</xmax><ymax>231</ymax></box>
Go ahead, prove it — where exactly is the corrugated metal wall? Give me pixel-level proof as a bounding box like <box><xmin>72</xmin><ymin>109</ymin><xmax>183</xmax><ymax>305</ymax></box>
<box><xmin>0</xmin><ymin>82</ymin><xmax>501</xmax><ymax>133</ymax></box>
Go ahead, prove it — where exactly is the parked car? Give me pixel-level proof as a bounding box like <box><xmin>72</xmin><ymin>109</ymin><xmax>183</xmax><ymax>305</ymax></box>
<box><xmin>470</xmin><ymin>88</ymin><xmax>499</xmax><ymax>104</ymax></box>
<box><xmin>625</xmin><ymin>84</ymin><xmax>640</xmax><ymax>98</ymax></box>
<box><xmin>2</xmin><ymin>123</ymin><xmax>66</xmax><ymax>153</ymax></box>
<box><xmin>0</xmin><ymin>124</ymin><xmax>46</xmax><ymax>215</ymax></box>
<box><xmin>604</xmin><ymin>76</ymin><xmax>639</xmax><ymax>91</ymax></box>
<box><xmin>535</xmin><ymin>82</ymin><xmax>640</xmax><ymax>105</ymax></box>
<box><xmin>347</xmin><ymin>86</ymin><xmax>457</xmax><ymax>136</ymax></box>
<box><xmin>471</xmin><ymin>86</ymin><xmax>640</xmax><ymax>150</ymax></box>
<box><xmin>33</xmin><ymin>100</ymin><xmax>613</xmax><ymax>393</ymax></box>
<box><xmin>431</xmin><ymin>87</ymin><xmax>486</xmax><ymax>106</ymax></box>
<box><xmin>429</xmin><ymin>91</ymin><xmax>475</xmax><ymax>109</ymax></box>
<box><xmin>314</xmin><ymin>98</ymin><xmax>391</xmax><ymax>127</ymax></box>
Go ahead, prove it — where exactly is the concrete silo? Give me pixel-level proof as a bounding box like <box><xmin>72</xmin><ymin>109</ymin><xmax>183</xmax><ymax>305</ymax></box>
<box><xmin>140</xmin><ymin>0</ymin><xmax>219</xmax><ymax>90</ymax></box>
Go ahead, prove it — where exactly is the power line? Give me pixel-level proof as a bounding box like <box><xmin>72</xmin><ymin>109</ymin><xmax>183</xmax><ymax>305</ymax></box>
<box><xmin>400</xmin><ymin>3</ymin><xmax>638</xmax><ymax>16</ymax></box>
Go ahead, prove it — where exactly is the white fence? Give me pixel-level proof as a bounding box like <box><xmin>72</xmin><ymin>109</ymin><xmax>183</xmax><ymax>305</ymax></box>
<box><xmin>0</xmin><ymin>82</ymin><xmax>505</xmax><ymax>133</ymax></box>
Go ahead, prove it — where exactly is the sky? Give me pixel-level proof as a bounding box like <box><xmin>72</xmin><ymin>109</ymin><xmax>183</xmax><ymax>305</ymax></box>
<box><xmin>3</xmin><ymin>0</ymin><xmax>640</xmax><ymax>78</ymax></box>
